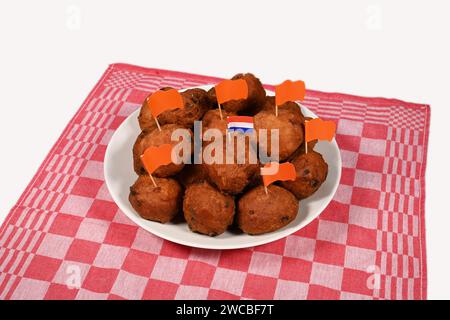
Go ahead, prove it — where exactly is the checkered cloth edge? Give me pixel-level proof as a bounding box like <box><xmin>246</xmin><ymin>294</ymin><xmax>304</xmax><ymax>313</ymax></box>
<box><xmin>0</xmin><ymin>63</ymin><xmax>429</xmax><ymax>300</ymax></box>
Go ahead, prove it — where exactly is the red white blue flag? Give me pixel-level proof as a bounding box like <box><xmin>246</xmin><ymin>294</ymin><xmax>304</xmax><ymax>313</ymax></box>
<box><xmin>226</xmin><ymin>116</ymin><xmax>254</xmax><ymax>133</ymax></box>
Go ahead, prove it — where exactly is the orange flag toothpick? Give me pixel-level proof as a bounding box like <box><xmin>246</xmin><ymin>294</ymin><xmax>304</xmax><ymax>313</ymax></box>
<box><xmin>140</xmin><ymin>144</ymin><xmax>173</xmax><ymax>186</ymax></box>
<box><xmin>304</xmin><ymin>118</ymin><xmax>336</xmax><ymax>153</ymax></box>
<box><xmin>275</xmin><ymin>80</ymin><xmax>306</xmax><ymax>116</ymax></box>
<box><xmin>146</xmin><ymin>89</ymin><xmax>184</xmax><ymax>130</ymax></box>
<box><xmin>215</xmin><ymin>79</ymin><xmax>248</xmax><ymax>119</ymax></box>
<box><xmin>261</xmin><ymin>162</ymin><xmax>296</xmax><ymax>193</ymax></box>
<box><xmin>215</xmin><ymin>79</ymin><xmax>249</xmax><ymax>104</ymax></box>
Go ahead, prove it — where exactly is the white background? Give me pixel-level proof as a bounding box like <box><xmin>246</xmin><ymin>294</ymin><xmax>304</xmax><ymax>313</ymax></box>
<box><xmin>0</xmin><ymin>0</ymin><xmax>449</xmax><ymax>299</ymax></box>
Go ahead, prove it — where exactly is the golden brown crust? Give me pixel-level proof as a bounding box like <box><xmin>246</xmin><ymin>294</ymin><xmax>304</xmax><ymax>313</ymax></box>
<box><xmin>281</xmin><ymin>151</ymin><xmax>328</xmax><ymax>199</ymax></box>
<box><xmin>208</xmin><ymin>73</ymin><xmax>266</xmax><ymax>114</ymax></box>
<box><xmin>254</xmin><ymin>109</ymin><xmax>304</xmax><ymax>161</ymax></box>
<box><xmin>237</xmin><ymin>185</ymin><xmax>299</xmax><ymax>235</ymax></box>
<box><xmin>261</xmin><ymin>96</ymin><xmax>305</xmax><ymax>123</ymax></box>
<box><xmin>157</xmin><ymin>88</ymin><xmax>211</xmax><ymax>128</ymax></box>
<box><xmin>177</xmin><ymin>163</ymin><xmax>209</xmax><ymax>188</ymax></box>
<box><xmin>132</xmin><ymin>124</ymin><xmax>192</xmax><ymax>177</ymax></box>
<box><xmin>204</xmin><ymin>140</ymin><xmax>259</xmax><ymax>195</ymax></box>
<box><xmin>138</xmin><ymin>88</ymin><xmax>211</xmax><ymax>130</ymax></box>
<box><xmin>129</xmin><ymin>175</ymin><xmax>183</xmax><ymax>223</ymax></box>
<box><xmin>288</xmin><ymin>140</ymin><xmax>318</xmax><ymax>161</ymax></box>
<box><xmin>205</xmin><ymin>162</ymin><xmax>259</xmax><ymax>195</ymax></box>
<box><xmin>202</xmin><ymin>109</ymin><xmax>236</xmax><ymax>135</ymax></box>
<box><xmin>183</xmin><ymin>182</ymin><xmax>235</xmax><ymax>236</ymax></box>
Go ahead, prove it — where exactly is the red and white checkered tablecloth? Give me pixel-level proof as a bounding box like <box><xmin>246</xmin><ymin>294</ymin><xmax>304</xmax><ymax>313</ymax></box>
<box><xmin>0</xmin><ymin>64</ymin><xmax>429</xmax><ymax>300</ymax></box>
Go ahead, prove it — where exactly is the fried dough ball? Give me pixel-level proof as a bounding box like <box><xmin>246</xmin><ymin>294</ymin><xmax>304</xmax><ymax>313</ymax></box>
<box><xmin>260</xmin><ymin>102</ymin><xmax>316</xmax><ymax>158</ymax></box>
<box><xmin>254</xmin><ymin>108</ymin><xmax>304</xmax><ymax>161</ymax></box>
<box><xmin>208</xmin><ymin>73</ymin><xmax>266</xmax><ymax>114</ymax></box>
<box><xmin>183</xmin><ymin>182</ymin><xmax>235</xmax><ymax>236</ymax></box>
<box><xmin>204</xmin><ymin>136</ymin><xmax>259</xmax><ymax>195</ymax></box>
<box><xmin>129</xmin><ymin>175</ymin><xmax>182</xmax><ymax>223</ymax></box>
<box><xmin>281</xmin><ymin>151</ymin><xmax>328</xmax><ymax>199</ymax></box>
<box><xmin>202</xmin><ymin>109</ymin><xmax>236</xmax><ymax>135</ymax></box>
<box><xmin>132</xmin><ymin>124</ymin><xmax>192</xmax><ymax>177</ymax></box>
<box><xmin>138</xmin><ymin>88</ymin><xmax>210</xmax><ymax>131</ymax></box>
<box><xmin>261</xmin><ymin>96</ymin><xmax>305</xmax><ymax>123</ymax></box>
<box><xmin>206</xmin><ymin>162</ymin><xmax>259</xmax><ymax>195</ymax></box>
<box><xmin>288</xmin><ymin>140</ymin><xmax>318</xmax><ymax>161</ymax></box>
<box><xmin>138</xmin><ymin>87</ymin><xmax>171</xmax><ymax>132</ymax></box>
<box><xmin>237</xmin><ymin>185</ymin><xmax>299</xmax><ymax>235</ymax></box>
<box><xmin>157</xmin><ymin>88</ymin><xmax>211</xmax><ymax>128</ymax></box>
<box><xmin>177</xmin><ymin>164</ymin><xmax>209</xmax><ymax>187</ymax></box>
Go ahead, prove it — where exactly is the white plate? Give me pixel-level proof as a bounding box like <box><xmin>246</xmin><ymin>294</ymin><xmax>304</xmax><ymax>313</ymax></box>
<box><xmin>104</xmin><ymin>85</ymin><xmax>341</xmax><ymax>250</ymax></box>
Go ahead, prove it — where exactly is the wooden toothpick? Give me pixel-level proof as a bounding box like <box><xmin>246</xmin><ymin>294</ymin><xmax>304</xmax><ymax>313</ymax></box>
<box><xmin>264</xmin><ymin>185</ymin><xmax>268</xmax><ymax>195</ymax></box>
<box><xmin>304</xmin><ymin>119</ymin><xmax>309</xmax><ymax>154</ymax></box>
<box><xmin>149</xmin><ymin>173</ymin><xmax>157</xmax><ymax>187</ymax></box>
<box><xmin>154</xmin><ymin>117</ymin><xmax>161</xmax><ymax>131</ymax></box>
<box><xmin>217</xmin><ymin>102</ymin><xmax>223</xmax><ymax>120</ymax></box>
<box><xmin>275</xmin><ymin>105</ymin><xmax>278</xmax><ymax>117</ymax></box>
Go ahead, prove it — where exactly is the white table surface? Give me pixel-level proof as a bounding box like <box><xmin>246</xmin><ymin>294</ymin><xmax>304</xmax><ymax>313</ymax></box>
<box><xmin>0</xmin><ymin>0</ymin><xmax>449</xmax><ymax>299</ymax></box>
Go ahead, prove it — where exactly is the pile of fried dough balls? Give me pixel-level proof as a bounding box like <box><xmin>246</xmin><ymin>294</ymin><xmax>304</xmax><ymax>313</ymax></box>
<box><xmin>129</xmin><ymin>73</ymin><xmax>328</xmax><ymax>236</ymax></box>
